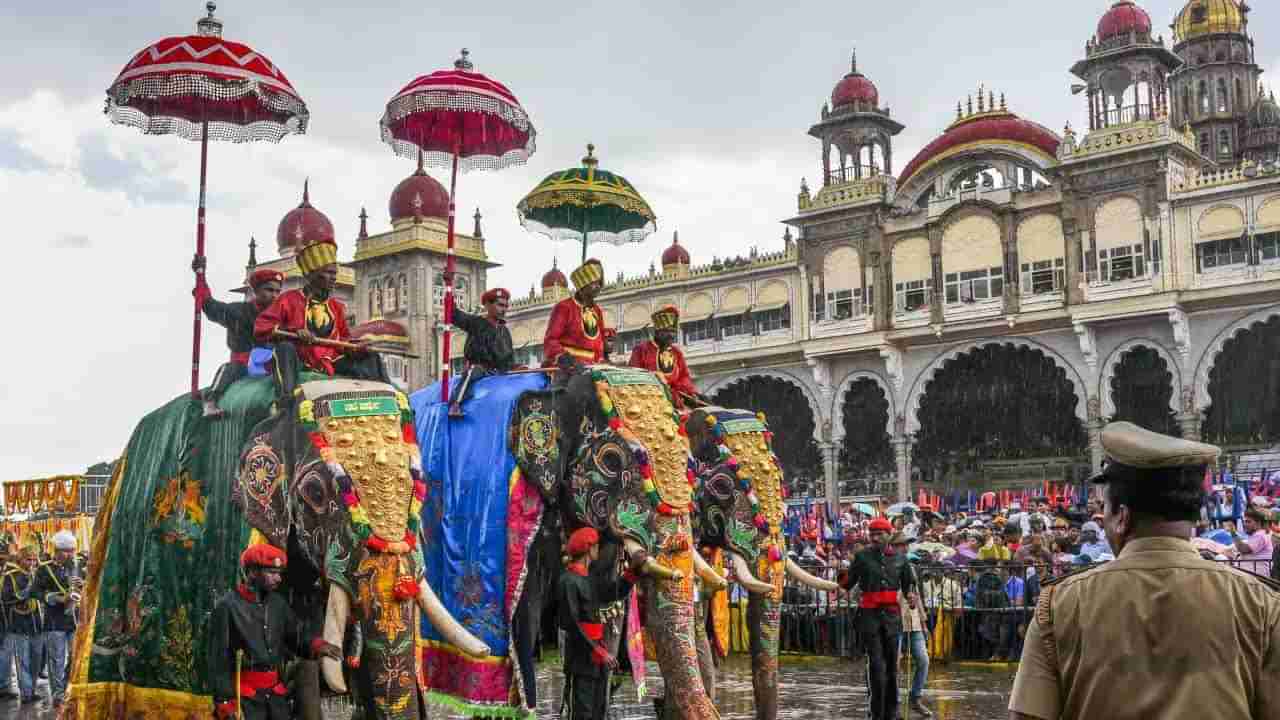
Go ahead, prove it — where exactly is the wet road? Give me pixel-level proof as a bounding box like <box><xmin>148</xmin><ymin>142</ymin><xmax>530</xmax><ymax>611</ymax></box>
<box><xmin>11</xmin><ymin>656</ymin><xmax>1016</xmax><ymax>718</ymax></box>
<box><xmin>526</xmin><ymin>654</ymin><xmax>1016</xmax><ymax>720</ymax></box>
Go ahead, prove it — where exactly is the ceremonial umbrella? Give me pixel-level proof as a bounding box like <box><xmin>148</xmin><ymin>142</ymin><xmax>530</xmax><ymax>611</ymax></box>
<box><xmin>379</xmin><ymin>49</ymin><xmax>536</xmax><ymax>403</ymax></box>
<box><xmin>517</xmin><ymin>144</ymin><xmax>657</xmax><ymax>264</ymax></box>
<box><xmin>886</xmin><ymin>501</ymin><xmax>919</xmax><ymax>516</ymax></box>
<box><xmin>105</xmin><ymin>1</ymin><xmax>309</xmax><ymax>397</ymax></box>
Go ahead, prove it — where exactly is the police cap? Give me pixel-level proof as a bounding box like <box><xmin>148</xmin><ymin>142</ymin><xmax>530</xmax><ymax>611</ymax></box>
<box><xmin>1090</xmin><ymin>421</ymin><xmax>1220</xmax><ymax>483</ymax></box>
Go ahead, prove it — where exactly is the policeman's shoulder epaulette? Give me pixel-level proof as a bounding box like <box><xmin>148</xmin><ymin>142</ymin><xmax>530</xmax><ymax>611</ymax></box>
<box><xmin>1038</xmin><ymin>565</ymin><xmax>1096</xmax><ymax>588</ymax></box>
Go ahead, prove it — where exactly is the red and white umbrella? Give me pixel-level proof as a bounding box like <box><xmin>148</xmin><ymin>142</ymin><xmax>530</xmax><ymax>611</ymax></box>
<box><xmin>106</xmin><ymin>1</ymin><xmax>309</xmax><ymax>395</ymax></box>
<box><xmin>380</xmin><ymin>49</ymin><xmax>535</xmax><ymax>403</ymax></box>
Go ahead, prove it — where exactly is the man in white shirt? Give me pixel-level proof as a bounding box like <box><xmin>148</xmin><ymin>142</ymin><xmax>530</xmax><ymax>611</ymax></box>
<box><xmin>1233</xmin><ymin>508</ymin><xmax>1274</xmax><ymax>576</ymax></box>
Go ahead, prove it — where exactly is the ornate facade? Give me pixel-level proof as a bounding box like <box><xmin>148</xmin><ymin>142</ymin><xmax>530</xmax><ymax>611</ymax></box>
<box><xmin>507</xmin><ymin>0</ymin><xmax>1280</xmax><ymax>507</ymax></box>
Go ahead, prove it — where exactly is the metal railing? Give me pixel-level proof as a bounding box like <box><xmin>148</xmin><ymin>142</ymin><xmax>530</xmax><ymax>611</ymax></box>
<box><xmin>1095</xmin><ymin>103</ymin><xmax>1153</xmax><ymax>128</ymax></box>
<box><xmin>825</xmin><ymin>165</ymin><xmax>883</xmax><ymax>186</ymax></box>
<box><xmin>723</xmin><ymin>556</ymin><xmax>1275</xmax><ymax>660</ymax></box>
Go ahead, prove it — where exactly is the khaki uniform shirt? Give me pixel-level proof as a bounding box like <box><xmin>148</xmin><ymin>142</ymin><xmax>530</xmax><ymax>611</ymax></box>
<box><xmin>1009</xmin><ymin>536</ymin><xmax>1280</xmax><ymax>720</ymax></box>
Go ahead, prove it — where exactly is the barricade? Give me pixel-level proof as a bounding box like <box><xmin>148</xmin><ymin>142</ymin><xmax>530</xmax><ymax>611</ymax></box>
<box><xmin>724</xmin><ymin>555</ymin><xmax>1276</xmax><ymax>662</ymax></box>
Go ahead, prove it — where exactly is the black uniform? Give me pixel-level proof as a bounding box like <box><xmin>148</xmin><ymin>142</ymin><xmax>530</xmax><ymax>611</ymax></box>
<box><xmin>839</xmin><ymin>546</ymin><xmax>915</xmax><ymax>720</ymax></box>
<box><xmin>201</xmin><ymin>297</ymin><xmax>266</xmax><ymax>401</ymax></box>
<box><xmin>557</xmin><ymin>563</ymin><xmax>632</xmax><ymax>720</ymax></box>
<box><xmin>1</xmin><ymin>566</ymin><xmax>42</xmax><ymax>636</ymax></box>
<box><xmin>31</xmin><ymin>559</ymin><xmax>80</xmax><ymax>633</ymax></box>
<box><xmin>453</xmin><ymin>308</ymin><xmax>515</xmax><ymax>372</ymax></box>
<box><xmin>206</xmin><ymin>586</ymin><xmax>319</xmax><ymax>720</ymax></box>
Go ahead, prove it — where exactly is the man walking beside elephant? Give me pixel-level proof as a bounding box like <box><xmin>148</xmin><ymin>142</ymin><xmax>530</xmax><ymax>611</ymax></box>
<box><xmin>838</xmin><ymin>517</ymin><xmax>917</xmax><ymax>720</ymax></box>
<box><xmin>558</xmin><ymin>527</ymin><xmax>635</xmax><ymax>720</ymax></box>
<box><xmin>207</xmin><ymin>544</ymin><xmax>341</xmax><ymax>720</ymax></box>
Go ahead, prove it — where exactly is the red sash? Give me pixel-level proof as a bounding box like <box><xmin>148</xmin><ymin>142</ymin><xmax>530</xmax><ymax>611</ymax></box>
<box><xmin>578</xmin><ymin>622</ymin><xmax>604</xmax><ymax>642</ymax></box>
<box><xmin>859</xmin><ymin>590</ymin><xmax>900</xmax><ymax>610</ymax></box>
<box><xmin>240</xmin><ymin>670</ymin><xmax>287</xmax><ymax>698</ymax></box>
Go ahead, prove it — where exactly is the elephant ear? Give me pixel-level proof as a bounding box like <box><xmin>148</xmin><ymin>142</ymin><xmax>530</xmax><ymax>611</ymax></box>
<box><xmin>236</xmin><ymin>421</ymin><xmax>292</xmax><ymax>549</ymax></box>
<box><xmin>511</xmin><ymin>390</ymin><xmax>565</xmax><ymax>503</ymax></box>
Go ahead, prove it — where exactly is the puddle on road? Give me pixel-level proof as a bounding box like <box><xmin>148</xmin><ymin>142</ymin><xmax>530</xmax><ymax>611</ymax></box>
<box><xmin>525</xmin><ymin>653</ymin><xmax>1015</xmax><ymax>720</ymax></box>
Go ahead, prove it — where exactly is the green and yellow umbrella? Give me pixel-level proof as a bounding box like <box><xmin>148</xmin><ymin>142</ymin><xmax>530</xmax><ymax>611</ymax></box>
<box><xmin>517</xmin><ymin>143</ymin><xmax>657</xmax><ymax>263</ymax></box>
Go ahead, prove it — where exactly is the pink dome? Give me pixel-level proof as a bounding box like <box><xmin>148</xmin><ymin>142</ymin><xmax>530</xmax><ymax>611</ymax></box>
<box><xmin>541</xmin><ymin>260</ymin><xmax>568</xmax><ymax>289</ymax></box>
<box><xmin>661</xmin><ymin>232</ymin><xmax>690</xmax><ymax>266</ymax></box>
<box><xmin>832</xmin><ymin>73</ymin><xmax>879</xmax><ymax>109</ymax></box>
<box><xmin>1097</xmin><ymin>1</ymin><xmax>1151</xmax><ymax>41</ymax></box>
<box><xmin>389</xmin><ymin>156</ymin><xmax>449</xmax><ymax>222</ymax></box>
<box><xmin>276</xmin><ymin>181</ymin><xmax>335</xmax><ymax>254</ymax></box>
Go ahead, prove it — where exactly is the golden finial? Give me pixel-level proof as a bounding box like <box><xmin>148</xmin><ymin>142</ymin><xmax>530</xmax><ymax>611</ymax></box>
<box><xmin>956</xmin><ymin>101</ymin><xmax>963</xmax><ymax>119</ymax></box>
<box><xmin>988</xmin><ymin>90</ymin><xmax>995</xmax><ymax>110</ymax></box>
<box><xmin>967</xmin><ymin>95</ymin><xmax>974</xmax><ymax>115</ymax></box>
<box><xmin>582</xmin><ymin>143</ymin><xmax>598</xmax><ymax>168</ymax></box>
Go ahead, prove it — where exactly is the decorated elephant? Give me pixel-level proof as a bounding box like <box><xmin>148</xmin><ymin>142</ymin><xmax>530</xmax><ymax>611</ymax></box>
<box><xmin>66</xmin><ymin>373</ymin><xmax>485</xmax><ymax>720</ymax></box>
<box><xmin>686</xmin><ymin>407</ymin><xmax>837</xmax><ymax>720</ymax></box>
<box><xmin>237</xmin><ymin>377</ymin><xmax>489</xmax><ymax>720</ymax></box>
<box><xmin>412</xmin><ymin>366</ymin><xmax>723</xmax><ymax>719</ymax></box>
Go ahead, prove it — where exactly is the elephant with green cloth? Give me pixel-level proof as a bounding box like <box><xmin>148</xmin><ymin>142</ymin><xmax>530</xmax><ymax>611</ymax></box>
<box><xmin>234</xmin><ymin>378</ymin><xmax>488</xmax><ymax>720</ymax></box>
<box><xmin>686</xmin><ymin>407</ymin><xmax>837</xmax><ymax>720</ymax></box>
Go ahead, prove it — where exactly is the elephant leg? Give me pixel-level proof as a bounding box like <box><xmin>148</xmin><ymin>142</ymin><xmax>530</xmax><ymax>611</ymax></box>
<box><xmin>291</xmin><ymin>660</ymin><xmax>322</xmax><ymax>720</ymax></box>
<box><xmin>694</xmin><ymin>593</ymin><xmax>717</xmax><ymax>705</ymax></box>
<box><xmin>643</xmin><ymin>576</ymin><xmax>720</xmax><ymax>720</ymax></box>
<box><xmin>747</xmin><ymin>593</ymin><xmax>781</xmax><ymax>720</ymax></box>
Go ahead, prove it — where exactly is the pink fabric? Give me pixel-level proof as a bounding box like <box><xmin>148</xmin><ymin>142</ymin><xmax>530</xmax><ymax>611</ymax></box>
<box><xmin>626</xmin><ymin>589</ymin><xmax>647</xmax><ymax>696</ymax></box>
<box><xmin>504</xmin><ymin>471</ymin><xmax>545</xmax><ymax>710</ymax></box>
<box><xmin>1239</xmin><ymin>530</ymin><xmax>1274</xmax><ymax>575</ymax></box>
<box><xmin>420</xmin><ymin>644</ymin><xmax>510</xmax><ymax>704</ymax></box>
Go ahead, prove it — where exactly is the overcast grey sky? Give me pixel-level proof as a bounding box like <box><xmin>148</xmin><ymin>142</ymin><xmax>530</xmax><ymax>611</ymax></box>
<box><xmin>2</xmin><ymin>1</ymin><xmax>1277</xmax><ymax>477</ymax></box>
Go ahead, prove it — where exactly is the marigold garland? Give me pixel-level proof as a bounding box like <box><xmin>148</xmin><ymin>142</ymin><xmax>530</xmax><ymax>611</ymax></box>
<box><xmin>298</xmin><ymin>396</ymin><xmax>422</xmax><ymax>555</ymax></box>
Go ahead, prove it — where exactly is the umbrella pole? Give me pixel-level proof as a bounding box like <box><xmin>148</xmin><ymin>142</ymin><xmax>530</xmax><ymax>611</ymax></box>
<box><xmin>190</xmin><ymin>120</ymin><xmax>209</xmax><ymax>398</ymax></box>
<box><xmin>581</xmin><ymin>213</ymin><xmax>589</xmax><ymax>264</ymax></box>
<box><xmin>440</xmin><ymin>142</ymin><xmax>460</xmax><ymax>404</ymax></box>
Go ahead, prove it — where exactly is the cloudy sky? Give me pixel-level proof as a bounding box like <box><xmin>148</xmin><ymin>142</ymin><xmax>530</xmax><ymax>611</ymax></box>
<box><xmin>2</xmin><ymin>1</ymin><xmax>1277</xmax><ymax>477</ymax></box>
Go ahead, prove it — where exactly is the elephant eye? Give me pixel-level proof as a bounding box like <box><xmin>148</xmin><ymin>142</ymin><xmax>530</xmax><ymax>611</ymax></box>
<box><xmin>593</xmin><ymin>441</ymin><xmax>627</xmax><ymax>479</ymax></box>
<box><xmin>299</xmin><ymin>469</ymin><xmax>330</xmax><ymax>514</ymax></box>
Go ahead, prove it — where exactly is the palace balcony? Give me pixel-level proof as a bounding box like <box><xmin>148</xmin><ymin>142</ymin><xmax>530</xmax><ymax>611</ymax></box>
<box><xmin>1082</xmin><ymin>267</ymin><xmax>1163</xmax><ymax>302</ymax></box>
<box><xmin>810</xmin><ymin>301</ymin><xmax>873</xmax><ymax>339</ymax></box>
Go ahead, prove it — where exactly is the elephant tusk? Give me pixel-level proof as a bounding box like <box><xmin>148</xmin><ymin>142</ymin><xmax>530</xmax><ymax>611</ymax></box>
<box><xmin>692</xmin><ymin>550</ymin><xmax>728</xmax><ymax>591</ymax></box>
<box><xmin>417</xmin><ymin>579</ymin><xmax>490</xmax><ymax>659</ymax></box>
<box><xmin>622</xmin><ymin>538</ymin><xmax>684</xmax><ymax>582</ymax></box>
<box><xmin>320</xmin><ymin>585</ymin><xmax>349</xmax><ymax>694</ymax></box>
<box><xmin>728</xmin><ymin>551</ymin><xmax>774</xmax><ymax>595</ymax></box>
<box><xmin>786</xmin><ymin>558</ymin><xmax>839</xmax><ymax>592</ymax></box>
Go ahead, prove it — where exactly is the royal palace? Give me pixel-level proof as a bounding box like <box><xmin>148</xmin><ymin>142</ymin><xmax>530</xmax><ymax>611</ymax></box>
<box><xmin>252</xmin><ymin>0</ymin><xmax>1280</xmax><ymax>507</ymax></box>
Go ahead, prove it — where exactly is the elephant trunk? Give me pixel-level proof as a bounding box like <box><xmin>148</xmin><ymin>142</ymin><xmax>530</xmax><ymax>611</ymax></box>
<box><xmin>642</xmin><ymin>566</ymin><xmax>721</xmax><ymax>720</ymax></box>
<box><xmin>728</xmin><ymin>551</ymin><xmax>774</xmax><ymax>595</ymax></box>
<box><xmin>692</xmin><ymin>550</ymin><xmax>728</xmax><ymax>591</ymax></box>
<box><xmin>320</xmin><ymin>584</ymin><xmax>350</xmax><ymax>694</ymax></box>
<box><xmin>747</xmin><ymin>591</ymin><xmax>782</xmax><ymax>720</ymax></box>
<box><xmin>416</xmin><ymin>578</ymin><xmax>491</xmax><ymax>658</ymax></box>
<box><xmin>786</xmin><ymin>558</ymin><xmax>839</xmax><ymax>592</ymax></box>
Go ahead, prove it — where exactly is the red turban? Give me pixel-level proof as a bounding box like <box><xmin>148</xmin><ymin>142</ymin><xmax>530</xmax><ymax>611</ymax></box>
<box><xmin>481</xmin><ymin>288</ymin><xmax>510</xmax><ymax>305</ymax></box>
<box><xmin>566</xmin><ymin>527</ymin><xmax>599</xmax><ymax>557</ymax></box>
<box><xmin>249</xmin><ymin>269</ymin><xmax>285</xmax><ymax>288</ymax></box>
<box><xmin>868</xmin><ymin>518</ymin><xmax>893</xmax><ymax>533</ymax></box>
<box><xmin>241</xmin><ymin>544</ymin><xmax>287</xmax><ymax>569</ymax></box>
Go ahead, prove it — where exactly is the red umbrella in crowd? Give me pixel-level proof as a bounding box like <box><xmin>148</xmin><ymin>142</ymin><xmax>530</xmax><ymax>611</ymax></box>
<box><xmin>105</xmin><ymin>1</ymin><xmax>310</xmax><ymax>396</ymax></box>
<box><xmin>380</xmin><ymin>49</ymin><xmax>536</xmax><ymax>402</ymax></box>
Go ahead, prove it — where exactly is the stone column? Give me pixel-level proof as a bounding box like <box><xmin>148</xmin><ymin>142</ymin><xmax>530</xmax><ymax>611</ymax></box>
<box><xmin>894</xmin><ymin>437</ymin><xmax>912</xmax><ymax>503</ymax></box>
<box><xmin>928</xmin><ymin>223</ymin><xmax>945</xmax><ymax>325</ymax></box>
<box><xmin>1087</xmin><ymin>396</ymin><xmax>1104</xmax><ymax>474</ymax></box>
<box><xmin>1177</xmin><ymin>413</ymin><xmax>1202</xmax><ymax>441</ymax></box>
<box><xmin>820</xmin><ymin>441</ymin><xmax>840</xmax><ymax>509</ymax></box>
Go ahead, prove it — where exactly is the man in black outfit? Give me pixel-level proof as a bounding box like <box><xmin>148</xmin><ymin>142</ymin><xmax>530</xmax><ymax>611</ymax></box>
<box><xmin>449</xmin><ymin>287</ymin><xmax>518</xmax><ymax>417</ymax></box>
<box><xmin>557</xmin><ymin>527</ymin><xmax>635</xmax><ymax>720</ymax></box>
<box><xmin>838</xmin><ymin>516</ymin><xmax>916</xmax><ymax>720</ymax></box>
<box><xmin>206</xmin><ymin>544</ymin><xmax>341</xmax><ymax>720</ymax></box>
<box><xmin>193</xmin><ymin>257</ymin><xmax>284</xmax><ymax>417</ymax></box>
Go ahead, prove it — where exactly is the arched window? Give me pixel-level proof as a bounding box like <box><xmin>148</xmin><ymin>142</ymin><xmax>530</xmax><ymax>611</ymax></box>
<box><xmin>1200</xmin><ymin>132</ymin><xmax>1211</xmax><ymax>157</ymax></box>
<box><xmin>1217</xmin><ymin>78</ymin><xmax>1229</xmax><ymax>113</ymax></box>
<box><xmin>1182</xmin><ymin>86</ymin><xmax>1191</xmax><ymax>120</ymax></box>
<box><xmin>384</xmin><ymin>277</ymin><xmax>398</xmax><ymax>313</ymax></box>
<box><xmin>1236</xmin><ymin>78</ymin><xmax>1244</xmax><ymax>110</ymax></box>
<box><xmin>1199</xmin><ymin>80</ymin><xmax>1209</xmax><ymax>114</ymax></box>
<box><xmin>398</xmin><ymin>273</ymin><xmax>409</xmax><ymax>311</ymax></box>
<box><xmin>371</xmin><ymin>280</ymin><xmax>382</xmax><ymax>316</ymax></box>
<box><xmin>1219</xmin><ymin>129</ymin><xmax>1232</xmax><ymax>159</ymax></box>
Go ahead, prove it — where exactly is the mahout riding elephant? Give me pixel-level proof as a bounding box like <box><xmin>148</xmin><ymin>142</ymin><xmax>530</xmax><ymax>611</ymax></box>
<box><xmin>67</xmin><ymin>373</ymin><xmax>484</xmax><ymax>720</ymax></box>
<box><xmin>687</xmin><ymin>407</ymin><xmax>836</xmax><ymax>720</ymax></box>
<box><xmin>236</xmin><ymin>378</ymin><xmax>488</xmax><ymax>720</ymax></box>
<box><xmin>414</xmin><ymin>366</ymin><xmax>722</xmax><ymax>719</ymax></box>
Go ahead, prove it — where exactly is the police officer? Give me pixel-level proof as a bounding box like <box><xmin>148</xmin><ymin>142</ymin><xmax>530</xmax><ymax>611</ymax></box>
<box><xmin>1009</xmin><ymin>422</ymin><xmax>1280</xmax><ymax>720</ymax></box>
<box><xmin>839</xmin><ymin>517</ymin><xmax>916</xmax><ymax>720</ymax></box>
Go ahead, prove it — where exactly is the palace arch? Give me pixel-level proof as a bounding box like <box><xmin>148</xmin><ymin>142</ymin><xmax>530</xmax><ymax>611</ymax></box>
<box><xmin>706</xmin><ymin>373</ymin><xmax>823</xmax><ymax>498</ymax></box>
<box><xmin>909</xmin><ymin>342</ymin><xmax>1088</xmax><ymax>487</ymax></box>
<box><xmin>1202</xmin><ymin>314</ymin><xmax>1280</xmax><ymax>446</ymax></box>
<box><xmin>1105</xmin><ymin>343</ymin><xmax>1181</xmax><ymax>436</ymax></box>
<box><xmin>837</xmin><ymin>376</ymin><xmax>895</xmax><ymax>496</ymax></box>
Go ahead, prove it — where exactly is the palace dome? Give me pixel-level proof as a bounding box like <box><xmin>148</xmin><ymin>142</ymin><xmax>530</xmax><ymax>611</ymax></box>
<box><xmin>1174</xmin><ymin>0</ymin><xmax>1244</xmax><ymax>43</ymax></box>
<box><xmin>661</xmin><ymin>231</ymin><xmax>690</xmax><ymax>267</ymax></box>
<box><xmin>830</xmin><ymin>52</ymin><xmax>879</xmax><ymax>110</ymax></box>
<box><xmin>1244</xmin><ymin>93</ymin><xmax>1280</xmax><ymax>159</ymax></box>
<box><xmin>276</xmin><ymin>181</ymin><xmax>335</xmax><ymax>255</ymax></box>
<box><xmin>898</xmin><ymin>109</ymin><xmax>1061</xmax><ymax>188</ymax></box>
<box><xmin>1097</xmin><ymin>1</ymin><xmax>1151</xmax><ymax>41</ymax></box>
<box><xmin>541</xmin><ymin>260</ymin><xmax>568</xmax><ymax>290</ymax></box>
<box><xmin>350</xmin><ymin>318</ymin><xmax>410</xmax><ymax>346</ymax></box>
<box><xmin>389</xmin><ymin>156</ymin><xmax>449</xmax><ymax>222</ymax></box>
